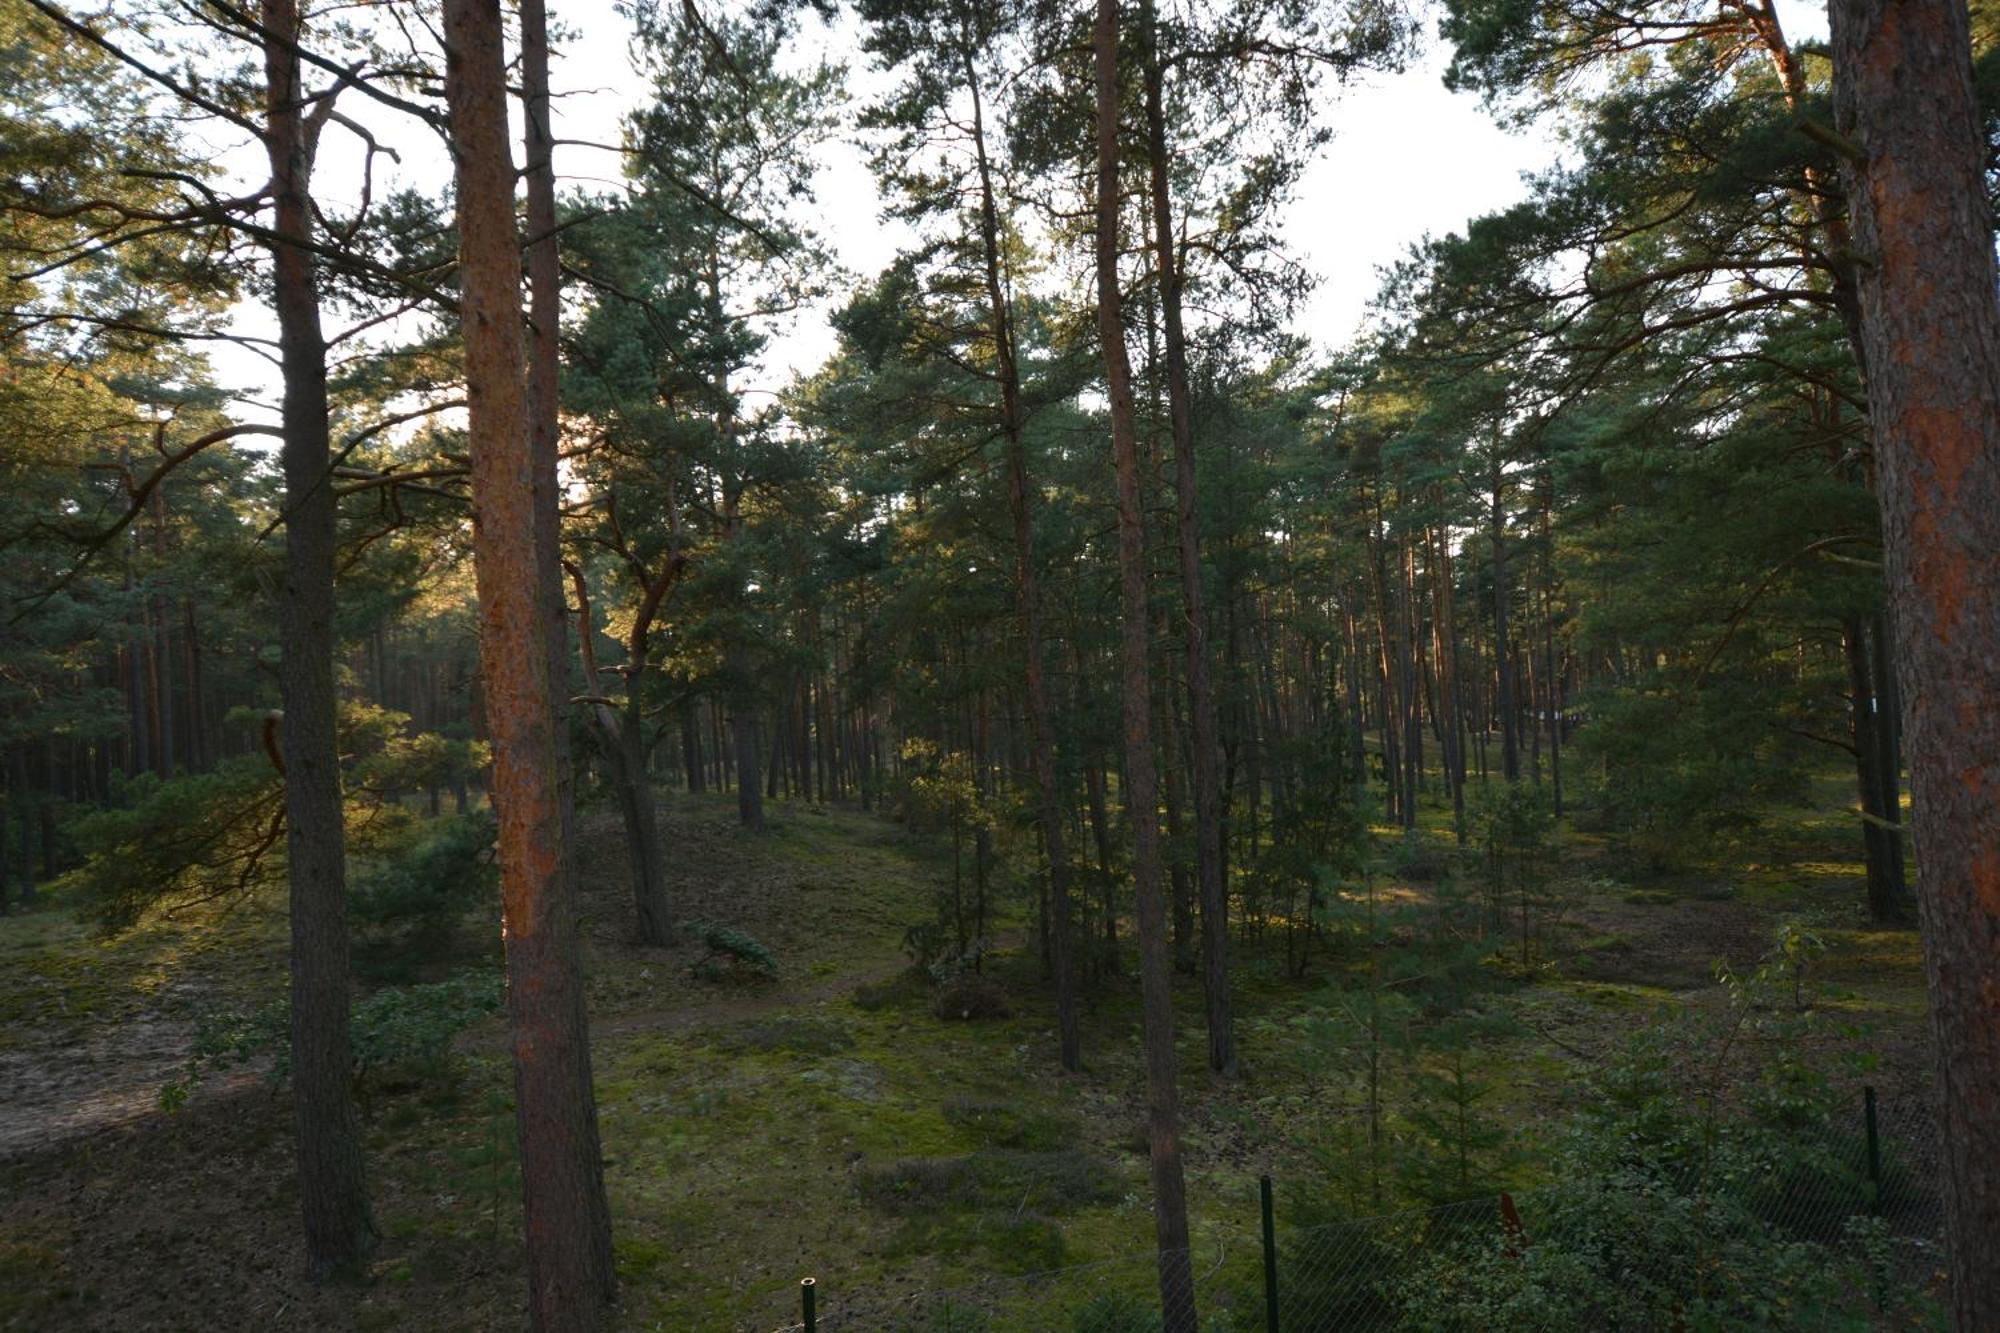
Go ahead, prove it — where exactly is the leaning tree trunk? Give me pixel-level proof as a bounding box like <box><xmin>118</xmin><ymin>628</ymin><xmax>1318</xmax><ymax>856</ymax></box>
<box><xmin>443</xmin><ymin>1</ymin><xmax>615</xmax><ymax>1325</ymax></box>
<box><xmin>1829</xmin><ymin>0</ymin><xmax>2000</xmax><ymax>1321</ymax></box>
<box><xmin>260</xmin><ymin>0</ymin><xmax>372</xmax><ymax>1281</ymax></box>
<box><xmin>1094</xmin><ymin>2</ymin><xmax>1196</xmax><ymax>1326</ymax></box>
<box><xmin>1139</xmin><ymin>0</ymin><xmax>1234</xmax><ymax>1077</ymax></box>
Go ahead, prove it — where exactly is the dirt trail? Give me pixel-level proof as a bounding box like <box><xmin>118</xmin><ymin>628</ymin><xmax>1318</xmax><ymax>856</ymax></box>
<box><xmin>0</xmin><ymin>1017</ymin><xmax>261</xmax><ymax>1161</ymax></box>
<box><xmin>0</xmin><ymin>946</ymin><xmax>924</xmax><ymax>1164</ymax></box>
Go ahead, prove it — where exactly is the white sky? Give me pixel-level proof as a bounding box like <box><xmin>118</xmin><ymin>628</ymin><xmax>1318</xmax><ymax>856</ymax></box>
<box><xmin>202</xmin><ymin>0</ymin><xmax>1835</xmax><ymax>416</ymax></box>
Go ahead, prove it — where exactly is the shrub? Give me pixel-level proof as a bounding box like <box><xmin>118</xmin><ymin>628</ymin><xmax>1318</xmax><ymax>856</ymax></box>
<box><xmin>160</xmin><ymin>969</ymin><xmax>502</xmax><ymax>1113</ymax></box>
<box><xmin>854</xmin><ymin>965</ymin><xmax>937</xmax><ymax>1011</ymax></box>
<box><xmin>932</xmin><ymin>974</ymin><xmax>1010</xmax><ymax>1021</ymax></box>
<box><xmin>348</xmin><ymin>813</ymin><xmax>497</xmax><ymax>978</ymax></box>
<box><xmin>686</xmin><ymin>920</ymin><xmax>778</xmax><ymax>980</ymax></box>
<box><xmin>941</xmin><ymin>1097</ymin><xmax>1072</xmax><ymax>1151</ymax></box>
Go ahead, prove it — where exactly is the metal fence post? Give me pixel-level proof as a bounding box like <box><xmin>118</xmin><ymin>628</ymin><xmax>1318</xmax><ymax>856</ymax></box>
<box><xmin>1863</xmin><ymin>1085</ymin><xmax>1882</xmax><ymax>1211</ymax></box>
<box><xmin>801</xmin><ymin>1276</ymin><xmax>817</xmax><ymax>1333</ymax></box>
<box><xmin>1261</xmin><ymin>1173</ymin><xmax>1279</xmax><ymax>1332</ymax></box>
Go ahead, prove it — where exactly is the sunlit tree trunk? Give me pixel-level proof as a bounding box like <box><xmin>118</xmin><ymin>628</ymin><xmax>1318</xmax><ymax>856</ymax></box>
<box><xmin>443</xmin><ymin>1</ymin><xmax>615</xmax><ymax>1323</ymax></box>
<box><xmin>1830</xmin><ymin>0</ymin><xmax>2000</xmax><ymax>1318</ymax></box>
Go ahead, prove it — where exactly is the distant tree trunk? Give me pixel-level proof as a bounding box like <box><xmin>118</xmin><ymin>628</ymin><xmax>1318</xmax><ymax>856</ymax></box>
<box><xmin>1843</xmin><ymin>617</ymin><xmax>1907</xmax><ymax>922</ymax></box>
<box><xmin>1160</xmin><ymin>679</ymin><xmax>1197</xmax><ymax>974</ymax></box>
<box><xmin>1138</xmin><ymin>0</ymin><xmax>1234</xmax><ymax>1077</ymax></box>
<box><xmin>1830</xmin><ymin>0</ymin><xmax>2000</xmax><ymax>1319</ymax></box>
<box><xmin>183</xmin><ymin>600</ymin><xmax>206</xmax><ymax>772</ymax></box>
<box><xmin>443</xmin><ymin>2</ymin><xmax>615</xmax><ymax>1325</ymax></box>
<box><xmin>260</xmin><ymin>0</ymin><xmax>373</xmax><ymax>1282</ymax></box>
<box><xmin>1489</xmin><ymin>452</ymin><xmax>1519</xmax><ymax>781</ymax></box>
<box><xmin>730</xmin><ymin>642</ymin><xmax>764</xmax><ymax>832</ymax></box>
<box><xmin>1094</xmin><ymin>2</ymin><xmax>1195</xmax><ymax>1324</ymax></box>
<box><xmin>1084</xmin><ymin>753</ymin><xmax>1119</xmax><ymax>974</ymax></box>
<box><xmin>682</xmin><ymin>696</ymin><xmax>704</xmax><ymax>793</ymax></box>
<box><xmin>1538</xmin><ymin>487</ymin><xmax>1564</xmax><ymax>818</ymax></box>
<box><xmin>1431</xmin><ymin>522</ymin><xmax>1467</xmax><ymax>842</ymax></box>
<box><xmin>1343</xmin><ymin>603</ymin><xmax>1367</xmax><ymax>784</ymax></box>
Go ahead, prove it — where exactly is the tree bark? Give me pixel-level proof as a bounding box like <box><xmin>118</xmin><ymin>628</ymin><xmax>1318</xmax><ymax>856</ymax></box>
<box><xmin>1829</xmin><ymin>0</ymin><xmax>2000</xmax><ymax>1319</ymax></box>
<box><xmin>261</xmin><ymin>0</ymin><xmax>373</xmax><ymax>1280</ymax></box>
<box><xmin>1094</xmin><ymin>2</ymin><xmax>1195</xmax><ymax>1324</ymax></box>
<box><xmin>443</xmin><ymin>1</ymin><xmax>615</xmax><ymax>1323</ymax></box>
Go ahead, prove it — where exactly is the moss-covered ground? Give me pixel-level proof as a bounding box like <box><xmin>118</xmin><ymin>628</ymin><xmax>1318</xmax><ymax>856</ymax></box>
<box><xmin>0</xmin><ymin>772</ymin><xmax>1934</xmax><ymax>1330</ymax></box>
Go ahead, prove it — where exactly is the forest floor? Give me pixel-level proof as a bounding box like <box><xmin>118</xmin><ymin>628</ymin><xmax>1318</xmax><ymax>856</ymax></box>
<box><xmin>0</xmin><ymin>773</ymin><xmax>1936</xmax><ymax>1331</ymax></box>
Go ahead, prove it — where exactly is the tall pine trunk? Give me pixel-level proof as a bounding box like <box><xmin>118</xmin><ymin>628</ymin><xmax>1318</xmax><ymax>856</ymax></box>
<box><xmin>1830</xmin><ymin>0</ymin><xmax>2000</xmax><ymax>1318</ymax></box>
<box><xmin>965</xmin><ymin>46</ymin><xmax>1080</xmax><ymax>1069</ymax></box>
<box><xmin>1094</xmin><ymin>2</ymin><xmax>1195</xmax><ymax>1323</ymax></box>
<box><xmin>444</xmin><ymin>1</ymin><xmax>615</xmax><ymax>1323</ymax></box>
<box><xmin>1138</xmin><ymin>0</ymin><xmax>1233</xmax><ymax>1076</ymax></box>
<box><xmin>261</xmin><ymin>0</ymin><xmax>372</xmax><ymax>1279</ymax></box>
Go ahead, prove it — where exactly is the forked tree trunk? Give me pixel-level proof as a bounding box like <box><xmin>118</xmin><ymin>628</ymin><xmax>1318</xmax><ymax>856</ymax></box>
<box><xmin>260</xmin><ymin>0</ymin><xmax>372</xmax><ymax>1281</ymax></box>
<box><xmin>443</xmin><ymin>1</ymin><xmax>614</xmax><ymax>1324</ymax></box>
<box><xmin>1093</xmin><ymin>2</ymin><xmax>1195</xmax><ymax>1325</ymax></box>
<box><xmin>1830</xmin><ymin>0</ymin><xmax>2000</xmax><ymax>1320</ymax></box>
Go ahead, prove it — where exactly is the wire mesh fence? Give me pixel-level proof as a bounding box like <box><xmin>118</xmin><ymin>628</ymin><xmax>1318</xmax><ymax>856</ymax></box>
<box><xmin>769</xmin><ymin>1088</ymin><xmax>1944</xmax><ymax>1332</ymax></box>
<box><xmin>779</xmin><ymin>1237</ymin><xmax>1257</xmax><ymax>1332</ymax></box>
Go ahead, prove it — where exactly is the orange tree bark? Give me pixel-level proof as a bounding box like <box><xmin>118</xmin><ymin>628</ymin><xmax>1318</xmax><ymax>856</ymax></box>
<box><xmin>261</xmin><ymin>0</ymin><xmax>372</xmax><ymax>1280</ymax></box>
<box><xmin>1093</xmin><ymin>0</ymin><xmax>1196</xmax><ymax>1325</ymax></box>
<box><xmin>1829</xmin><ymin>0</ymin><xmax>2000</xmax><ymax>1322</ymax></box>
<box><xmin>443</xmin><ymin>0</ymin><xmax>615</xmax><ymax>1325</ymax></box>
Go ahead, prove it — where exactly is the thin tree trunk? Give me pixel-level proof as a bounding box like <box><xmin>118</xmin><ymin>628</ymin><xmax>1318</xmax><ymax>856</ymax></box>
<box><xmin>964</xmin><ymin>42</ymin><xmax>1080</xmax><ymax>1070</ymax></box>
<box><xmin>1137</xmin><ymin>0</ymin><xmax>1233</xmax><ymax>1076</ymax></box>
<box><xmin>444</xmin><ymin>3</ymin><xmax>615</xmax><ymax>1323</ymax></box>
<box><xmin>1843</xmin><ymin>617</ymin><xmax>1906</xmax><ymax>922</ymax></box>
<box><xmin>1830</xmin><ymin>2</ymin><xmax>2000</xmax><ymax>1317</ymax></box>
<box><xmin>261</xmin><ymin>0</ymin><xmax>372</xmax><ymax>1280</ymax></box>
<box><xmin>1094</xmin><ymin>3</ymin><xmax>1195</xmax><ymax>1323</ymax></box>
<box><xmin>1489</xmin><ymin>452</ymin><xmax>1519</xmax><ymax>781</ymax></box>
<box><xmin>682</xmin><ymin>696</ymin><xmax>704</xmax><ymax>793</ymax></box>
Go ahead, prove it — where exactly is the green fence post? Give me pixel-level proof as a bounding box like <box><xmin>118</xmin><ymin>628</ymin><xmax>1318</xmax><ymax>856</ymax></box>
<box><xmin>1261</xmin><ymin>1174</ymin><xmax>1279</xmax><ymax>1331</ymax></box>
<box><xmin>1864</xmin><ymin>1085</ymin><xmax>1882</xmax><ymax>1211</ymax></box>
<box><xmin>801</xmin><ymin>1276</ymin><xmax>817</xmax><ymax>1333</ymax></box>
